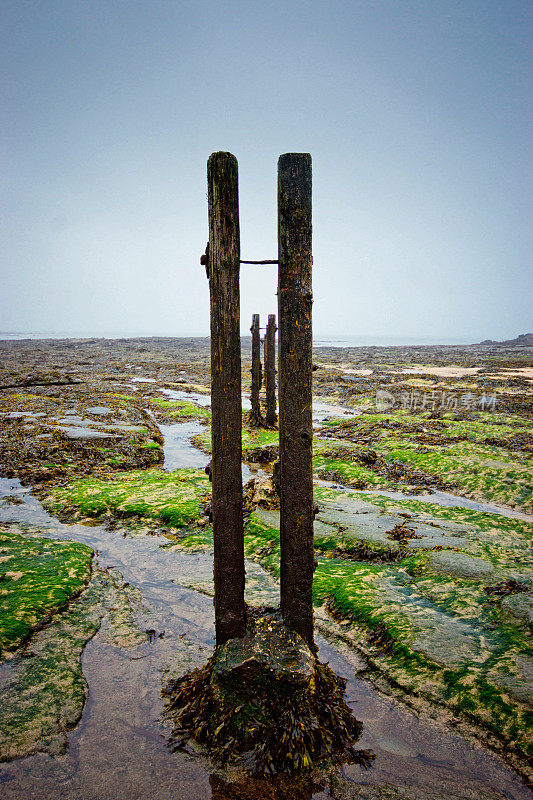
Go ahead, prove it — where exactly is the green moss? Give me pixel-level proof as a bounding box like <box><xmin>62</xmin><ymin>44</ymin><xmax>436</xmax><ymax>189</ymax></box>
<box><xmin>0</xmin><ymin>527</ymin><xmax>93</xmax><ymax>654</ymax></box>
<box><xmin>43</xmin><ymin>468</ymin><xmax>210</xmax><ymax>529</ymax></box>
<box><xmin>315</xmin><ymin>484</ymin><xmax>532</xmax><ymax>537</ymax></box>
<box><xmin>0</xmin><ymin>567</ymin><xmax>146</xmax><ymax>761</ymax></box>
<box><xmin>312</xmin><ymin>449</ymin><xmax>382</xmax><ymax>488</ymax></box>
<box><xmin>193</xmin><ymin>426</ymin><xmax>279</xmax><ymax>456</ymax></box>
<box><xmin>107</xmin><ymin>393</ymin><xmax>138</xmax><ymax>402</ymax></box>
<box><xmin>149</xmin><ymin>398</ymin><xmax>211</xmax><ymax>419</ymax></box>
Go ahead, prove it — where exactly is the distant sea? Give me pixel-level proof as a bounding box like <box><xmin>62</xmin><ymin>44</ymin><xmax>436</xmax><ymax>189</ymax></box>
<box><xmin>0</xmin><ymin>332</ymin><xmax>473</xmax><ymax>347</ymax></box>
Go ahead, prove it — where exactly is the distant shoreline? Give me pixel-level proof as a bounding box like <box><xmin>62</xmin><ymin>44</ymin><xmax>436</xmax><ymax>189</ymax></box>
<box><xmin>0</xmin><ymin>331</ymin><xmax>477</xmax><ymax>347</ymax></box>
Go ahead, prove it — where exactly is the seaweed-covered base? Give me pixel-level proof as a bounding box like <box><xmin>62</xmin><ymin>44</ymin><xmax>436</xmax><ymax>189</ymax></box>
<box><xmin>163</xmin><ymin>608</ymin><xmax>373</xmax><ymax>775</ymax></box>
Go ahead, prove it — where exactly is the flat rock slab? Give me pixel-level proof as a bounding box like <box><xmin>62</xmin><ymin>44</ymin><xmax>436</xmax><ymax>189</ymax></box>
<box><xmin>317</xmin><ymin>510</ymin><xmax>406</xmax><ymax>546</ymax></box>
<box><xmin>411</xmin><ymin>615</ymin><xmax>482</xmax><ymax>667</ymax></box>
<box><xmin>255</xmin><ymin>508</ymin><xmax>349</xmax><ymax>542</ymax></box>
<box><xmin>110</xmin><ymin>424</ymin><xmax>145</xmax><ymax>433</ymax></box>
<box><xmin>56</xmin><ymin>416</ymin><xmax>96</xmax><ymax>426</ymax></box>
<box><xmin>489</xmin><ymin>654</ymin><xmax>533</xmax><ymax>705</ymax></box>
<box><xmin>501</xmin><ymin>593</ymin><xmax>533</xmax><ymax>629</ymax></box>
<box><xmin>319</xmin><ymin>498</ymin><xmax>382</xmax><ymax>514</ymax></box>
<box><xmin>381</xmin><ymin>577</ymin><xmax>483</xmax><ymax>667</ymax></box>
<box><xmin>254</xmin><ymin>509</ymin><xmax>282</xmax><ymax>530</ymax></box>
<box><xmin>255</xmin><ymin>506</ymin><xmax>471</xmax><ymax>551</ymax></box>
<box><xmin>58</xmin><ymin>427</ymin><xmax>119</xmax><ymax>441</ymax></box>
<box><xmin>319</xmin><ymin>510</ymin><xmax>469</xmax><ymax>550</ymax></box>
<box><xmin>428</xmin><ymin>551</ymin><xmax>495</xmax><ymax>579</ymax></box>
<box><xmin>404</xmin><ymin>521</ymin><xmax>470</xmax><ymax>550</ymax></box>
<box><xmin>313</xmin><ymin>518</ymin><xmax>342</xmax><ymax>539</ymax></box>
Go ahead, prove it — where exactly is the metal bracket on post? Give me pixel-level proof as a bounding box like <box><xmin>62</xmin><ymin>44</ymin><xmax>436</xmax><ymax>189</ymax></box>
<box><xmin>200</xmin><ymin>242</ymin><xmax>209</xmax><ymax>278</ymax></box>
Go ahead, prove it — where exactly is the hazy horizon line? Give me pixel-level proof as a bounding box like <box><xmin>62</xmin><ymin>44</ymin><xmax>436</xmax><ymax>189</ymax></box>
<box><xmin>0</xmin><ymin>329</ymin><xmax>522</xmax><ymax>346</ymax></box>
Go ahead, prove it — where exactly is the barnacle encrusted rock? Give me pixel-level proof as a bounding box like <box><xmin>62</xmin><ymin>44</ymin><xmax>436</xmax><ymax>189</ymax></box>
<box><xmin>213</xmin><ymin>614</ymin><xmax>315</xmax><ymax>690</ymax></box>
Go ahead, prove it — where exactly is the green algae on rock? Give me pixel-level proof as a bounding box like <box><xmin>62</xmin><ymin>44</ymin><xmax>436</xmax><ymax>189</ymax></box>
<box><xmin>43</xmin><ymin>468</ymin><xmax>210</xmax><ymax>529</ymax></box>
<box><xmin>0</xmin><ymin>571</ymin><xmax>103</xmax><ymax>760</ymax></box>
<box><xmin>192</xmin><ymin>424</ymin><xmax>279</xmax><ymax>459</ymax></box>
<box><xmin>0</xmin><ymin>389</ymin><xmax>164</xmax><ymax>484</ymax></box>
<box><xmin>148</xmin><ymin>397</ymin><xmax>211</xmax><ymax>422</ymax></box>
<box><xmin>320</xmin><ymin>411</ymin><xmax>532</xmax><ymax>512</ymax></box>
<box><xmin>0</xmin><ymin>524</ymin><xmax>93</xmax><ymax>655</ymax></box>
<box><xmin>0</xmin><ymin>566</ymin><xmax>147</xmax><ymax>761</ymax></box>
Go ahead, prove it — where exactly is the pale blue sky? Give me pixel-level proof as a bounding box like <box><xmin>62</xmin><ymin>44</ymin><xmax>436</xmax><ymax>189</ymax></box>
<box><xmin>1</xmin><ymin>0</ymin><xmax>531</xmax><ymax>341</ymax></box>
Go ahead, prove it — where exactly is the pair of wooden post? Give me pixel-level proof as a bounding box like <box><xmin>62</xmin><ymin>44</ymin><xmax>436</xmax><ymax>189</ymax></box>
<box><xmin>207</xmin><ymin>151</ymin><xmax>313</xmax><ymax>649</ymax></box>
<box><xmin>249</xmin><ymin>313</ymin><xmax>277</xmax><ymax>427</ymax></box>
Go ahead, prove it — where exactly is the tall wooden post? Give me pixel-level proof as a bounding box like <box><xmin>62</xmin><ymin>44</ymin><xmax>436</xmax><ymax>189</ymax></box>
<box><xmin>264</xmin><ymin>314</ymin><xmax>277</xmax><ymax>426</ymax></box>
<box><xmin>207</xmin><ymin>151</ymin><xmax>246</xmax><ymax>645</ymax></box>
<box><xmin>249</xmin><ymin>313</ymin><xmax>263</xmax><ymax>427</ymax></box>
<box><xmin>277</xmin><ymin>153</ymin><xmax>314</xmax><ymax>649</ymax></box>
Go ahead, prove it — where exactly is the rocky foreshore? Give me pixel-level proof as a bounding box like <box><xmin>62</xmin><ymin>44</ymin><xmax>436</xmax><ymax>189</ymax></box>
<box><xmin>0</xmin><ymin>335</ymin><xmax>532</xmax><ymax>797</ymax></box>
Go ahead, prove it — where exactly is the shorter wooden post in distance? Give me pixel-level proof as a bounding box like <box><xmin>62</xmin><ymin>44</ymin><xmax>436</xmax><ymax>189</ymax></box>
<box><xmin>249</xmin><ymin>314</ymin><xmax>263</xmax><ymax>427</ymax></box>
<box><xmin>277</xmin><ymin>153</ymin><xmax>314</xmax><ymax>649</ymax></box>
<box><xmin>207</xmin><ymin>151</ymin><xmax>246</xmax><ymax>645</ymax></box>
<box><xmin>264</xmin><ymin>314</ymin><xmax>277</xmax><ymax>426</ymax></box>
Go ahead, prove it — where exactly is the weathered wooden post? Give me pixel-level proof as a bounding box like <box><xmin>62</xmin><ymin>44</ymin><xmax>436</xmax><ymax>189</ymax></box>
<box><xmin>264</xmin><ymin>314</ymin><xmax>277</xmax><ymax>426</ymax></box>
<box><xmin>277</xmin><ymin>153</ymin><xmax>314</xmax><ymax>649</ymax></box>
<box><xmin>207</xmin><ymin>151</ymin><xmax>246</xmax><ymax>645</ymax></box>
<box><xmin>249</xmin><ymin>313</ymin><xmax>263</xmax><ymax>427</ymax></box>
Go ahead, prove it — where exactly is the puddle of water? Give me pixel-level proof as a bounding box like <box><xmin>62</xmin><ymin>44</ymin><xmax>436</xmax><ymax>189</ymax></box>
<box><xmin>158</xmin><ymin>422</ymin><xmax>254</xmax><ymax>482</ymax></box>
<box><xmin>159</xmin><ymin>422</ymin><xmax>209</xmax><ymax>471</ymax></box>
<box><xmin>316</xmin><ymin>639</ymin><xmax>531</xmax><ymax>800</ymax></box>
<box><xmin>312</xmin><ymin>398</ymin><xmax>359</xmax><ymax>424</ymax></box>
<box><xmin>160</xmin><ymin>388</ymin><xmax>211</xmax><ymax>407</ymax></box>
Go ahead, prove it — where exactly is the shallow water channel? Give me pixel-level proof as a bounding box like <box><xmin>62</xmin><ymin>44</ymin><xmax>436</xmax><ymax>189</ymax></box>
<box><xmin>0</xmin><ymin>421</ymin><xmax>531</xmax><ymax>799</ymax></box>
